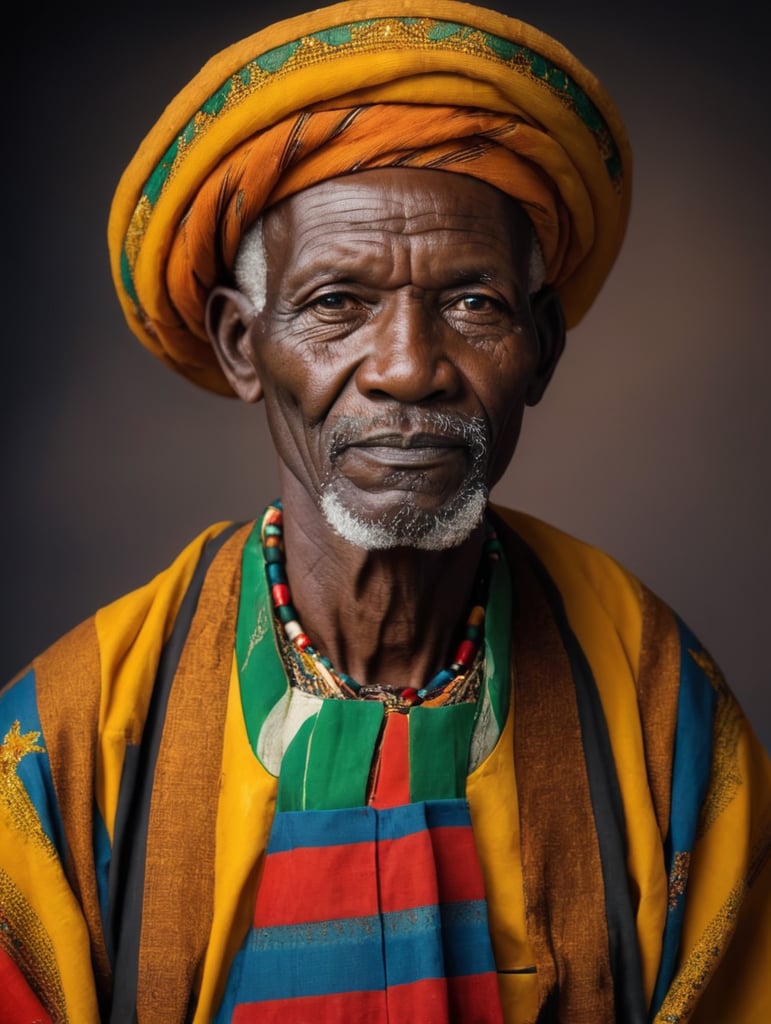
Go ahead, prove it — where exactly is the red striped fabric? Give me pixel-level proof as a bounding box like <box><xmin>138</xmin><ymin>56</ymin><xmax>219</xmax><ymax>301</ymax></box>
<box><xmin>221</xmin><ymin>800</ymin><xmax>504</xmax><ymax>1022</ymax></box>
<box><xmin>232</xmin><ymin>977</ymin><xmax>493</xmax><ymax>1023</ymax></box>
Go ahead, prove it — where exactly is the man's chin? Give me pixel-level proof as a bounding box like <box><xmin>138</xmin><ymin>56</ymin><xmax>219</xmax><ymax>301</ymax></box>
<box><xmin>320</xmin><ymin>486</ymin><xmax>488</xmax><ymax>551</ymax></box>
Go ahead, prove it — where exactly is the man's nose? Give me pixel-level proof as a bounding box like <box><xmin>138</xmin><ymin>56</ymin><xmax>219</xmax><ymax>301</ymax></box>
<box><xmin>355</xmin><ymin>295</ymin><xmax>462</xmax><ymax>403</ymax></box>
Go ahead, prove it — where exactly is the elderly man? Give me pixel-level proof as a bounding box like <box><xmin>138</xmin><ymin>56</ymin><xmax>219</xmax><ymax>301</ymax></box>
<box><xmin>1</xmin><ymin>1</ymin><xmax>769</xmax><ymax>1022</ymax></box>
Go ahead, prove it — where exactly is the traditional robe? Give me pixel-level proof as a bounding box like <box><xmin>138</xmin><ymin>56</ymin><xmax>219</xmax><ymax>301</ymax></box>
<box><xmin>1</xmin><ymin>505</ymin><xmax>769</xmax><ymax>1023</ymax></box>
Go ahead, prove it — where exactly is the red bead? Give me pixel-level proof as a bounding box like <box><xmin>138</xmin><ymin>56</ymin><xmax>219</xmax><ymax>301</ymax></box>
<box><xmin>454</xmin><ymin>639</ymin><xmax>476</xmax><ymax>666</ymax></box>
<box><xmin>295</xmin><ymin>633</ymin><xmax>312</xmax><ymax>650</ymax></box>
<box><xmin>271</xmin><ymin>583</ymin><xmax>291</xmax><ymax>607</ymax></box>
<box><xmin>264</xmin><ymin>507</ymin><xmax>283</xmax><ymax>525</ymax></box>
<box><xmin>400</xmin><ymin>687</ymin><xmax>419</xmax><ymax>706</ymax></box>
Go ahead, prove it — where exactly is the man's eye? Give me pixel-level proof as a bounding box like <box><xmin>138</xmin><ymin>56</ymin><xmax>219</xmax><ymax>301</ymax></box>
<box><xmin>310</xmin><ymin>293</ymin><xmax>355</xmax><ymax>311</ymax></box>
<box><xmin>448</xmin><ymin>294</ymin><xmax>505</xmax><ymax>314</ymax></box>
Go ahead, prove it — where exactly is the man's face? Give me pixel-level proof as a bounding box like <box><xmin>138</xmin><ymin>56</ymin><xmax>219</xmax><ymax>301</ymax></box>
<box><xmin>217</xmin><ymin>168</ymin><xmax>562</xmax><ymax>549</ymax></box>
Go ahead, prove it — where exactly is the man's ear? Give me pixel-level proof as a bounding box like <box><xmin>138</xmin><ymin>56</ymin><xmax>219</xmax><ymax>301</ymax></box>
<box><xmin>205</xmin><ymin>286</ymin><xmax>264</xmax><ymax>403</ymax></box>
<box><xmin>526</xmin><ymin>286</ymin><xmax>566</xmax><ymax>406</ymax></box>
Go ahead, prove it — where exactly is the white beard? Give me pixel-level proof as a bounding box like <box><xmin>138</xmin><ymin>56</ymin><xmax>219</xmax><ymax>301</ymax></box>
<box><xmin>320</xmin><ymin>411</ymin><xmax>490</xmax><ymax>551</ymax></box>
<box><xmin>320</xmin><ymin>483</ymin><xmax>489</xmax><ymax>551</ymax></box>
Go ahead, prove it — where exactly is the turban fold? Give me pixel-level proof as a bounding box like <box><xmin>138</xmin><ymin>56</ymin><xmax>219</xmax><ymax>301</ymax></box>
<box><xmin>108</xmin><ymin>0</ymin><xmax>632</xmax><ymax>395</ymax></box>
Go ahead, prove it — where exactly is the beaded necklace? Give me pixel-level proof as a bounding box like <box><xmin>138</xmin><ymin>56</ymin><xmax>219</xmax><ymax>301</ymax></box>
<box><xmin>261</xmin><ymin>500</ymin><xmax>501</xmax><ymax>709</ymax></box>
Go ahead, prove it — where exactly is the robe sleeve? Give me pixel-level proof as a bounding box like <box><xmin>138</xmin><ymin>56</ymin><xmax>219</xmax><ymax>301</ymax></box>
<box><xmin>652</xmin><ymin>636</ymin><xmax>771</xmax><ymax>1024</ymax></box>
<box><xmin>0</xmin><ymin>665</ymin><xmax>102</xmax><ymax>1022</ymax></box>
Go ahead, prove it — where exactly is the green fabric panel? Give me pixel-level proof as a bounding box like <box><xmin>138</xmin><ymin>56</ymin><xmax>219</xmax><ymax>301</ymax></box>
<box><xmin>277</xmin><ymin>700</ymin><xmax>383</xmax><ymax>811</ymax></box>
<box><xmin>409</xmin><ymin>703</ymin><xmax>477</xmax><ymax>802</ymax></box>
<box><xmin>304</xmin><ymin>700</ymin><xmax>384</xmax><ymax>809</ymax></box>
<box><xmin>275</xmin><ymin>715</ymin><xmax>317</xmax><ymax>812</ymax></box>
<box><xmin>235</xmin><ymin>520</ymin><xmax>289</xmax><ymax>758</ymax></box>
<box><xmin>409</xmin><ymin>548</ymin><xmax>513</xmax><ymax>802</ymax></box>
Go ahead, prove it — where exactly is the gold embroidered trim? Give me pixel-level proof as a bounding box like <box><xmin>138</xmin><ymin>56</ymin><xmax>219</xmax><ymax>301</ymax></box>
<box><xmin>0</xmin><ymin>867</ymin><xmax>69</xmax><ymax>1023</ymax></box>
<box><xmin>654</xmin><ymin>876</ymin><xmax>745</xmax><ymax>1023</ymax></box>
<box><xmin>0</xmin><ymin>721</ymin><xmax>56</xmax><ymax>856</ymax></box>
<box><xmin>689</xmin><ymin>648</ymin><xmax>743</xmax><ymax>837</ymax></box>
<box><xmin>278</xmin><ymin>622</ymin><xmax>485</xmax><ymax>710</ymax></box>
<box><xmin>667</xmin><ymin>851</ymin><xmax>691</xmax><ymax>910</ymax></box>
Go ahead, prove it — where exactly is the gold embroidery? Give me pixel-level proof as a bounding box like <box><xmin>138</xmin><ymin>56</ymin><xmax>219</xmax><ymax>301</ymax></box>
<box><xmin>122</xmin><ymin>193</ymin><xmax>153</xmax><ymax>286</ymax></box>
<box><xmin>241</xmin><ymin>604</ymin><xmax>271</xmax><ymax>672</ymax></box>
<box><xmin>1</xmin><ymin>719</ymin><xmax>45</xmax><ymax>764</ymax></box>
<box><xmin>688</xmin><ymin>648</ymin><xmax>743</xmax><ymax>837</ymax></box>
<box><xmin>277</xmin><ymin>620</ymin><xmax>485</xmax><ymax>709</ymax></box>
<box><xmin>654</xmin><ymin>878</ymin><xmax>744</xmax><ymax>1023</ymax></box>
<box><xmin>668</xmin><ymin>851</ymin><xmax>690</xmax><ymax>910</ymax></box>
<box><xmin>0</xmin><ymin>868</ymin><xmax>69</xmax><ymax>1022</ymax></box>
<box><xmin>0</xmin><ymin>721</ymin><xmax>56</xmax><ymax>856</ymax></box>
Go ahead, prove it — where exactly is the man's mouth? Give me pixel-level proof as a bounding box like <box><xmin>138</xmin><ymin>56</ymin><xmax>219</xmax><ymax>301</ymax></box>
<box><xmin>324</xmin><ymin>413</ymin><xmax>489</xmax><ymax>503</ymax></box>
<box><xmin>346</xmin><ymin>431</ymin><xmax>464</xmax><ymax>449</ymax></box>
<box><xmin>333</xmin><ymin>431</ymin><xmax>467</xmax><ymax>467</ymax></box>
<box><xmin>328</xmin><ymin>413</ymin><xmax>489</xmax><ymax>472</ymax></box>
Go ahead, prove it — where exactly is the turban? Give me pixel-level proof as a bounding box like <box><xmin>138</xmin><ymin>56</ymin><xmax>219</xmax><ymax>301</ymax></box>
<box><xmin>108</xmin><ymin>0</ymin><xmax>632</xmax><ymax>395</ymax></box>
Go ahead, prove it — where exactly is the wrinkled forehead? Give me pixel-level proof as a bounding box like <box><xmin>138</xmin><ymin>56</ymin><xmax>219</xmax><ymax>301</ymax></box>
<box><xmin>261</xmin><ymin>167</ymin><xmax>535</xmax><ymax>265</ymax></box>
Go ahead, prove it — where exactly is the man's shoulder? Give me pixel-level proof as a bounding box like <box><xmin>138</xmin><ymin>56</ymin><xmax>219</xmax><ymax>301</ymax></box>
<box><xmin>492</xmin><ymin>504</ymin><xmax>645</xmax><ymax>607</ymax></box>
<box><xmin>491</xmin><ymin>503</ymin><xmax>670</xmax><ymax>680</ymax></box>
<box><xmin>0</xmin><ymin>518</ymin><xmax>257</xmax><ymax>775</ymax></box>
<box><xmin>3</xmin><ymin>520</ymin><xmax>253</xmax><ymax>698</ymax></box>
<box><xmin>491</xmin><ymin>504</ymin><xmax>695</xmax><ymax>718</ymax></box>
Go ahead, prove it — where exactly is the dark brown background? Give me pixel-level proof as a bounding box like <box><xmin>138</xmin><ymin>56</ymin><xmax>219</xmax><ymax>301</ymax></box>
<box><xmin>4</xmin><ymin>1</ymin><xmax>769</xmax><ymax>751</ymax></box>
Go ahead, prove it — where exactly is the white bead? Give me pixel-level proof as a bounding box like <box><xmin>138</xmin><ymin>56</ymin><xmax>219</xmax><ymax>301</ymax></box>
<box><xmin>285</xmin><ymin>619</ymin><xmax>302</xmax><ymax>640</ymax></box>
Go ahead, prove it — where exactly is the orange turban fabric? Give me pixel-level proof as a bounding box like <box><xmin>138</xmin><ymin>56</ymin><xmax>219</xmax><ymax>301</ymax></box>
<box><xmin>108</xmin><ymin>0</ymin><xmax>632</xmax><ymax>395</ymax></box>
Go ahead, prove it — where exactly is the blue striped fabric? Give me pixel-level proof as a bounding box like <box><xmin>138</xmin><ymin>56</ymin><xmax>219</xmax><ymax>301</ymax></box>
<box><xmin>215</xmin><ymin>799</ymin><xmax>501</xmax><ymax>1016</ymax></box>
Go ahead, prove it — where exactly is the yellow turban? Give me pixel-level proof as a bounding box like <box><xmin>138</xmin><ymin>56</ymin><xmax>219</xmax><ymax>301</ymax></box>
<box><xmin>108</xmin><ymin>0</ymin><xmax>632</xmax><ymax>395</ymax></box>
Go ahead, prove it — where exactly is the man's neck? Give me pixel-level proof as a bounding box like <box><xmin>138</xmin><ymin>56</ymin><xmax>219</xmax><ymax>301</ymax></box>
<box><xmin>276</xmin><ymin>476</ymin><xmax>486</xmax><ymax>693</ymax></box>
